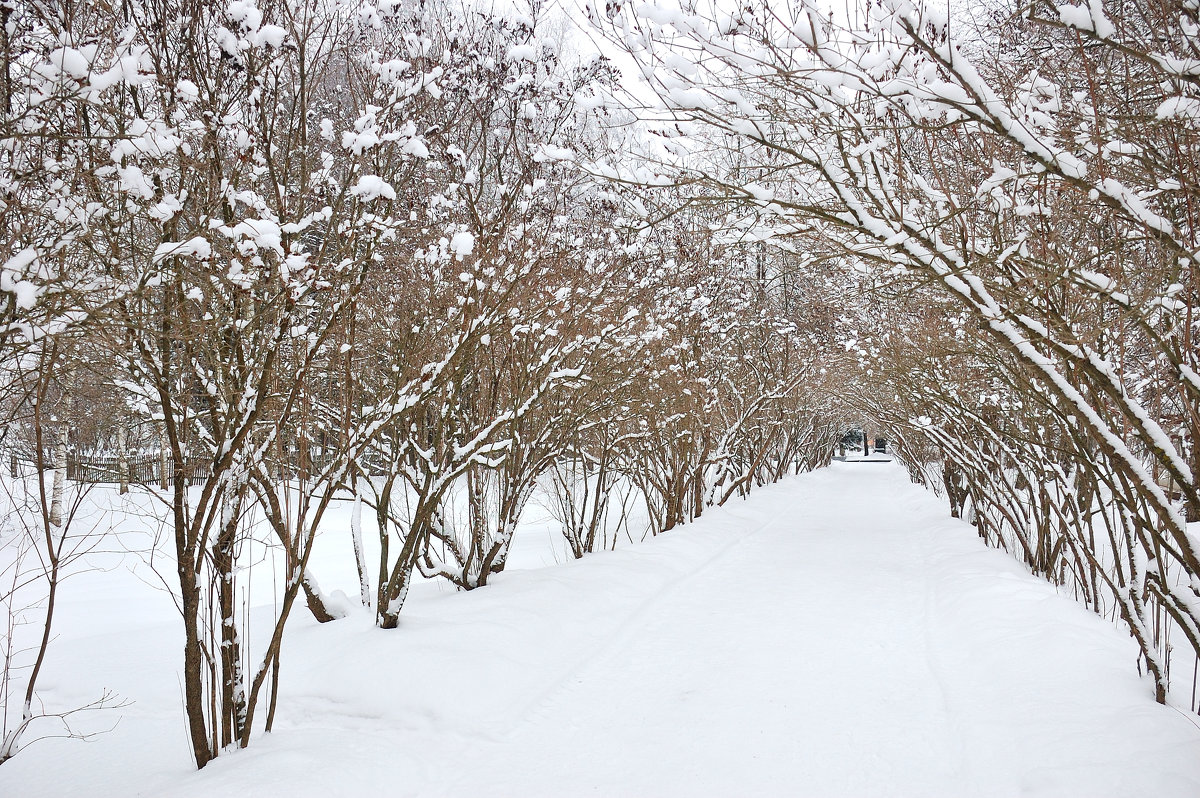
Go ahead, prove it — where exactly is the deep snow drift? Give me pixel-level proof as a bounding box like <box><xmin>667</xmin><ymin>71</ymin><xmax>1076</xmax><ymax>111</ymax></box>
<box><xmin>4</xmin><ymin>460</ymin><xmax>1200</xmax><ymax>797</ymax></box>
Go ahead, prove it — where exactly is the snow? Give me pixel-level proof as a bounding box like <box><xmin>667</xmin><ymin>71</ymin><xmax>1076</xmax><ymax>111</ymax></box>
<box><xmin>1055</xmin><ymin>1</ymin><xmax>1115</xmax><ymax>38</ymax></box>
<box><xmin>225</xmin><ymin>219</ymin><xmax>283</xmax><ymax>258</ymax></box>
<box><xmin>2</xmin><ymin>461</ymin><xmax>1198</xmax><ymax>796</ymax></box>
<box><xmin>506</xmin><ymin>44</ymin><xmax>538</xmax><ymax>61</ymax></box>
<box><xmin>175</xmin><ymin>79</ymin><xmax>199</xmax><ymax>102</ymax></box>
<box><xmin>450</xmin><ymin>231</ymin><xmax>475</xmax><ymax>259</ymax></box>
<box><xmin>255</xmin><ymin>25</ymin><xmax>287</xmax><ymax>49</ymax></box>
<box><xmin>402</xmin><ymin>136</ymin><xmax>429</xmax><ymax>158</ymax></box>
<box><xmin>49</xmin><ymin>46</ymin><xmax>95</xmax><ymax>80</ymax></box>
<box><xmin>117</xmin><ymin>164</ymin><xmax>155</xmax><ymax>199</ymax></box>
<box><xmin>533</xmin><ymin>144</ymin><xmax>574</xmax><ymax>163</ymax></box>
<box><xmin>349</xmin><ymin>175</ymin><xmax>397</xmax><ymax>201</ymax></box>
<box><xmin>1056</xmin><ymin>4</ymin><xmax>1096</xmax><ymax>31</ymax></box>
<box><xmin>1</xmin><ymin>249</ymin><xmax>39</xmax><ymax>309</ymax></box>
<box><xmin>152</xmin><ymin>237</ymin><xmax>212</xmax><ymax>262</ymax></box>
<box><xmin>227</xmin><ymin>0</ymin><xmax>264</xmax><ymax>33</ymax></box>
<box><xmin>341</xmin><ymin>128</ymin><xmax>380</xmax><ymax>155</ymax></box>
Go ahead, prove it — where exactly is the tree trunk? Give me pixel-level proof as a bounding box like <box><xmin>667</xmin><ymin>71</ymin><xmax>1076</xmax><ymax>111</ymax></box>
<box><xmin>351</xmin><ymin>480</ymin><xmax>371</xmax><ymax>606</ymax></box>
<box><xmin>48</xmin><ymin>428</ymin><xmax>66</xmax><ymax>527</ymax></box>
<box><xmin>301</xmin><ymin>569</ymin><xmax>340</xmax><ymax>623</ymax></box>
<box><xmin>118</xmin><ymin>426</ymin><xmax>129</xmax><ymax>495</ymax></box>
<box><xmin>214</xmin><ymin>492</ymin><xmax>247</xmax><ymax>748</ymax></box>
<box><xmin>377</xmin><ymin>525</ymin><xmax>427</xmax><ymax>628</ymax></box>
<box><xmin>177</xmin><ymin>539</ymin><xmax>213</xmax><ymax>768</ymax></box>
<box><xmin>158</xmin><ymin>432</ymin><xmax>167</xmax><ymax>489</ymax></box>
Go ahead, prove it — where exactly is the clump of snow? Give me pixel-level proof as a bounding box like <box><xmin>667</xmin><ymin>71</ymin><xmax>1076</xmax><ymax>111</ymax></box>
<box><xmin>152</xmin><ymin>237</ymin><xmax>212</xmax><ymax>263</ymax></box>
<box><xmin>49</xmin><ymin>45</ymin><xmax>96</xmax><ymax>80</ymax></box>
<box><xmin>402</xmin><ymin>136</ymin><xmax>429</xmax><ymax>158</ymax></box>
<box><xmin>450</xmin><ymin>231</ymin><xmax>475</xmax><ymax>259</ymax></box>
<box><xmin>226</xmin><ymin>0</ymin><xmax>263</xmax><ymax>33</ymax></box>
<box><xmin>534</xmin><ymin>144</ymin><xmax>574</xmax><ymax>163</ymax></box>
<box><xmin>506</xmin><ymin>44</ymin><xmax>538</xmax><ymax>61</ymax></box>
<box><xmin>1157</xmin><ymin>96</ymin><xmax>1200</xmax><ymax>121</ymax></box>
<box><xmin>1055</xmin><ymin>0</ymin><xmax>1116</xmax><ymax>38</ymax></box>
<box><xmin>175</xmin><ymin>79</ymin><xmax>199</xmax><ymax>102</ymax></box>
<box><xmin>1</xmin><ymin>249</ymin><xmax>40</xmax><ymax>309</ymax></box>
<box><xmin>349</xmin><ymin>175</ymin><xmax>397</xmax><ymax>201</ymax></box>
<box><xmin>227</xmin><ymin>218</ymin><xmax>284</xmax><ymax>256</ymax></box>
<box><xmin>254</xmin><ymin>25</ymin><xmax>287</xmax><ymax>48</ymax></box>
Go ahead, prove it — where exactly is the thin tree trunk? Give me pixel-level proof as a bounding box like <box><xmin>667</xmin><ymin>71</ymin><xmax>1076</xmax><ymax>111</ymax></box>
<box><xmin>118</xmin><ymin>426</ymin><xmax>129</xmax><ymax>495</ymax></box>
<box><xmin>351</xmin><ymin>478</ymin><xmax>371</xmax><ymax>606</ymax></box>
<box><xmin>48</xmin><ymin>428</ymin><xmax>66</xmax><ymax>527</ymax></box>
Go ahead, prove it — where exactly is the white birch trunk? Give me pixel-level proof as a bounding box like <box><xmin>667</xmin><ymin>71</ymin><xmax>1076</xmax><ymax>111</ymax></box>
<box><xmin>351</xmin><ymin>481</ymin><xmax>371</xmax><ymax>606</ymax></box>
<box><xmin>159</xmin><ymin>429</ymin><xmax>169</xmax><ymax>489</ymax></box>
<box><xmin>118</xmin><ymin>426</ymin><xmax>128</xmax><ymax>495</ymax></box>
<box><xmin>49</xmin><ymin>428</ymin><xmax>66</xmax><ymax>527</ymax></box>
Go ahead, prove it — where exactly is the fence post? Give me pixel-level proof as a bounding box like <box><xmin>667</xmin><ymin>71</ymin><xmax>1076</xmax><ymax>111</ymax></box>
<box><xmin>8</xmin><ymin>452</ymin><xmax>16</xmax><ymax>478</ymax></box>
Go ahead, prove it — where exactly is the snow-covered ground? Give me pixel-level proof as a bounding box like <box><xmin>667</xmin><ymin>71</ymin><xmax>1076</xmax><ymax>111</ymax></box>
<box><xmin>4</xmin><ymin>460</ymin><xmax>1200</xmax><ymax>797</ymax></box>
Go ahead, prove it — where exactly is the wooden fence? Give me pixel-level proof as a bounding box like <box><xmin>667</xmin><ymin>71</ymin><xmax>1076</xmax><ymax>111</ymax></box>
<box><xmin>9</xmin><ymin>452</ymin><xmax>209</xmax><ymax>486</ymax></box>
<box><xmin>7</xmin><ymin>449</ymin><xmax>358</xmax><ymax>486</ymax></box>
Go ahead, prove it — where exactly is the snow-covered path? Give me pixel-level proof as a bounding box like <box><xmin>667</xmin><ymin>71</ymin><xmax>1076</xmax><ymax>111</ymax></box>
<box><xmin>5</xmin><ymin>461</ymin><xmax>1200</xmax><ymax>796</ymax></box>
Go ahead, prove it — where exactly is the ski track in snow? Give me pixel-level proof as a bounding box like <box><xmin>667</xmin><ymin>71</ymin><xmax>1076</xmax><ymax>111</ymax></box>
<box><xmin>487</xmin><ymin>469</ymin><xmax>964</xmax><ymax>797</ymax></box>
<box><xmin>4</xmin><ymin>461</ymin><xmax>1200</xmax><ymax>797</ymax></box>
<box><xmin>506</xmin><ymin>508</ymin><xmax>784</xmax><ymax>732</ymax></box>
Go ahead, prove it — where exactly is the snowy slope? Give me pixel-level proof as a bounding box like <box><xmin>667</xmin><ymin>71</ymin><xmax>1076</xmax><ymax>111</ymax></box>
<box><xmin>3</xmin><ymin>461</ymin><xmax>1199</xmax><ymax>797</ymax></box>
